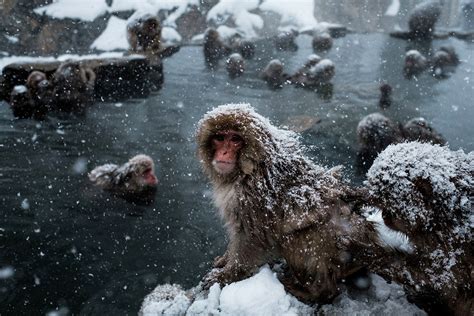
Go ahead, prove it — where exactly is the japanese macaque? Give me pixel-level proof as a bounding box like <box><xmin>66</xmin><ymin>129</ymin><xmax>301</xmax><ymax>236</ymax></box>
<box><xmin>305</xmin><ymin>59</ymin><xmax>335</xmax><ymax>86</ymax></box>
<box><xmin>228</xmin><ymin>34</ymin><xmax>256</xmax><ymax>59</ymax></box>
<box><xmin>378</xmin><ymin>83</ymin><xmax>392</xmax><ymax>110</ymax></box>
<box><xmin>274</xmin><ymin>29</ymin><xmax>299</xmax><ymax>51</ymax></box>
<box><xmin>404</xmin><ymin>50</ymin><xmax>428</xmax><ymax>78</ymax></box>
<box><xmin>408</xmin><ymin>1</ymin><xmax>442</xmax><ymax>39</ymax></box>
<box><xmin>52</xmin><ymin>62</ymin><xmax>96</xmax><ymax>114</ymax></box>
<box><xmin>89</xmin><ymin>154</ymin><xmax>158</xmax><ymax>205</ymax></box>
<box><xmin>356</xmin><ymin>113</ymin><xmax>404</xmax><ymax>167</ymax></box>
<box><xmin>9</xmin><ymin>85</ymin><xmax>33</xmax><ymax>119</ymax></box>
<box><xmin>290</xmin><ymin>54</ymin><xmax>322</xmax><ymax>88</ymax></box>
<box><xmin>312</xmin><ymin>31</ymin><xmax>333</xmax><ymax>52</ymax></box>
<box><xmin>226</xmin><ymin>53</ymin><xmax>245</xmax><ymax>79</ymax></box>
<box><xmin>127</xmin><ymin>14</ymin><xmax>180</xmax><ymax>59</ymax></box>
<box><xmin>127</xmin><ymin>14</ymin><xmax>161</xmax><ymax>54</ymax></box>
<box><xmin>203</xmin><ymin>28</ymin><xmax>232</xmax><ymax>69</ymax></box>
<box><xmin>430</xmin><ymin>46</ymin><xmax>460</xmax><ymax>78</ymax></box>
<box><xmin>26</xmin><ymin>71</ymin><xmax>53</xmax><ymax>119</ymax></box>
<box><xmin>196</xmin><ymin>104</ymin><xmax>381</xmax><ymax>304</ymax></box>
<box><xmin>261</xmin><ymin>59</ymin><xmax>291</xmax><ymax>89</ymax></box>
<box><xmin>365</xmin><ymin>142</ymin><xmax>473</xmax><ymax>316</ymax></box>
<box><xmin>402</xmin><ymin>117</ymin><xmax>446</xmax><ymax>144</ymax></box>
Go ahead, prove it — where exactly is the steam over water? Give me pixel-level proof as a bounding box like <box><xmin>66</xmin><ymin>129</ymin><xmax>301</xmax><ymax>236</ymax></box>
<box><xmin>0</xmin><ymin>34</ymin><xmax>472</xmax><ymax>314</ymax></box>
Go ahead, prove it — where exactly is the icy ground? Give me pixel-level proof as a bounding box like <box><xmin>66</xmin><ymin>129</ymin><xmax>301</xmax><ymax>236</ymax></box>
<box><xmin>139</xmin><ymin>266</ymin><xmax>426</xmax><ymax>316</ymax></box>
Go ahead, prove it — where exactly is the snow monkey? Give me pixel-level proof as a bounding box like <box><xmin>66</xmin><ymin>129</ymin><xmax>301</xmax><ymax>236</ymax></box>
<box><xmin>89</xmin><ymin>154</ymin><xmax>158</xmax><ymax>205</ymax></box>
<box><xmin>127</xmin><ymin>14</ymin><xmax>162</xmax><ymax>54</ymax></box>
<box><xmin>196</xmin><ymin>103</ymin><xmax>381</xmax><ymax>303</ymax></box>
<box><xmin>26</xmin><ymin>70</ymin><xmax>53</xmax><ymax>119</ymax></box>
<box><xmin>52</xmin><ymin>62</ymin><xmax>96</xmax><ymax>113</ymax></box>
<box><xmin>365</xmin><ymin>142</ymin><xmax>473</xmax><ymax>316</ymax></box>
<box><xmin>226</xmin><ymin>53</ymin><xmax>245</xmax><ymax>79</ymax></box>
<box><xmin>203</xmin><ymin>28</ymin><xmax>232</xmax><ymax>69</ymax></box>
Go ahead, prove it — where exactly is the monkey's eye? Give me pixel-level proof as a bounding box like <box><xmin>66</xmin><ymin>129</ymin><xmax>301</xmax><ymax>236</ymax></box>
<box><xmin>230</xmin><ymin>134</ymin><xmax>243</xmax><ymax>143</ymax></box>
<box><xmin>214</xmin><ymin>134</ymin><xmax>225</xmax><ymax>141</ymax></box>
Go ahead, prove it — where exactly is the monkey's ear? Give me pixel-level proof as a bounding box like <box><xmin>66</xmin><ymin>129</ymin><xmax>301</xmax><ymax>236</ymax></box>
<box><xmin>240</xmin><ymin>158</ymin><xmax>254</xmax><ymax>175</ymax></box>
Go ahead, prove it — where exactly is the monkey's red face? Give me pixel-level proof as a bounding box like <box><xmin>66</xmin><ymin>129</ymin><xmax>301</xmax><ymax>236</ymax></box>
<box><xmin>211</xmin><ymin>131</ymin><xmax>244</xmax><ymax>175</ymax></box>
<box><xmin>142</xmin><ymin>167</ymin><xmax>158</xmax><ymax>186</ymax></box>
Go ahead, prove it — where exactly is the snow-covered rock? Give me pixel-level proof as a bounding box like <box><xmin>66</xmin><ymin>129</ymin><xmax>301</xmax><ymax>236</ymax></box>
<box><xmin>139</xmin><ymin>266</ymin><xmax>426</xmax><ymax>315</ymax></box>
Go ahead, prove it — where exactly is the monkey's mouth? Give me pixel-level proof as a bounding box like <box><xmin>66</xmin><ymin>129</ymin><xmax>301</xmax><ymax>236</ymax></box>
<box><xmin>212</xmin><ymin>160</ymin><xmax>236</xmax><ymax>175</ymax></box>
<box><xmin>143</xmin><ymin>169</ymin><xmax>158</xmax><ymax>186</ymax></box>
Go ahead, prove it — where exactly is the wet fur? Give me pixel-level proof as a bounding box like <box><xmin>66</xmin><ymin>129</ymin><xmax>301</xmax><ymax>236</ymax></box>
<box><xmin>196</xmin><ymin>104</ymin><xmax>381</xmax><ymax>303</ymax></box>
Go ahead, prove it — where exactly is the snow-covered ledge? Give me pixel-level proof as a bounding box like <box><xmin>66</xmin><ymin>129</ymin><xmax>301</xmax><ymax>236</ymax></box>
<box><xmin>139</xmin><ymin>266</ymin><xmax>426</xmax><ymax>315</ymax></box>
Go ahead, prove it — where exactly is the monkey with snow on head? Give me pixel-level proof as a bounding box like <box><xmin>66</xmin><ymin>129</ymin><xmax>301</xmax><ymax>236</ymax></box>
<box><xmin>203</xmin><ymin>28</ymin><xmax>232</xmax><ymax>70</ymax></box>
<box><xmin>365</xmin><ymin>142</ymin><xmax>473</xmax><ymax>316</ymax></box>
<box><xmin>89</xmin><ymin>154</ymin><xmax>158</xmax><ymax>205</ymax></box>
<box><xmin>226</xmin><ymin>53</ymin><xmax>245</xmax><ymax>79</ymax></box>
<box><xmin>196</xmin><ymin>103</ymin><xmax>382</xmax><ymax>303</ymax></box>
<box><xmin>261</xmin><ymin>59</ymin><xmax>291</xmax><ymax>90</ymax></box>
<box><xmin>52</xmin><ymin>62</ymin><xmax>96</xmax><ymax>114</ymax></box>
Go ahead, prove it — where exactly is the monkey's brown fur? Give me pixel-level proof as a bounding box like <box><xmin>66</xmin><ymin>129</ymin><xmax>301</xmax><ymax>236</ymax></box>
<box><xmin>203</xmin><ymin>28</ymin><xmax>232</xmax><ymax>69</ymax></box>
<box><xmin>52</xmin><ymin>62</ymin><xmax>96</xmax><ymax>113</ymax></box>
<box><xmin>196</xmin><ymin>104</ymin><xmax>380</xmax><ymax>303</ymax></box>
<box><xmin>127</xmin><ymin>14</ymin><xmax>162</xmax><ymax>54</ymax></box>
<box><xmin>89</xmin><ymin>154</ymin><xmax>158</xmax><ymax>204</ymax></box>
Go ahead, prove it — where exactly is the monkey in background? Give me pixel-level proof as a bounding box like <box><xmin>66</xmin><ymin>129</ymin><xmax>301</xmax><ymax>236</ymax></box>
<box><xmin>26</xmin><ymin>71</ymin><xmax>53</xmax><ymax>119</ymax></box>
<box><xmin>356</xmin><ymin>113</ymin><xmax>447</xmax><ymax>171</ymax></box>
<box><xmin>226</xmin><ymin>53</ymin><xmax>245</xmax><ymax>79</ymax></box>
<box><xmin>228</xmin><ymin>34</ymin><xmax>256</xmax><ymax>59</ymax></box>
<box><xmin>9</xmin><ymin>71</ymin><xmax>52</xmax><ymax>120</ymax></box>
<box><xmin>312</xmin><ymin>31</ymin><xmax>333</xmax><ymax>52</ymax></box>
<box><xmin>290</xmin><ymin>54</ymin><xmax>322</xmax><ymax>88</ymax></box>
<box><xmin>261</xmin><ymin>59</ymin><xmax>291</xmax><ymax>89</ymax></box>
<box><xmin>89</xmin><ymin>154</ymin><xmax>158</xmax><ymax>205</ymax></box>
<box><xmin>378</xmin><ymin>83</ymin><xmax>392</xmax><ymax>110</ymax></box>
<box><xmin>430</xmin><ymin>46</ymin><xmax>460</xmax><ymax>78</ymax></box>
<box><xmin>196</xmin><ymin>103</ymin><xmax>382</xmax><ymax>303</ymax></box>
<box><xmin>408</xmin><ymin>1</ymin><xmax>442</xmax><ymax>39</ymax></box>
<box><xmin>356</xmin><ymin>112</ymin><xmax>404</xmax><ymax>169</ymax></box>
<box><xmin>404</xmin><ymin>50</ymin><xmax>428</xmax><ymax>78</ymax></box>
<box><xmin>52</xmin><ymin>62</ymin><xmax>96</xmax><ymax>114</ymax></box>
<box><xmin>127</xmin><ymin>14</ymin><xmax>180</xmax><ymax>60</ymax></box>
<box><xmin>127</xmin><ymin>14</ymin><xmax>162</xmax><ymax>54</ymax></box>
<box><xmin>203</xmin><ymin>28</ymin><xmax>232</xmax><ymax>69</ymax></box>
<box><xmin>9</xmin><ymin>85</ymin><xmax>33</xmax><ymax>119</ymax></box>
<box><xmin>402</xmin><ymin>117</ymin><xmax>446</xmax><ymax>144</ymax></box>
<box><xmin>274</xmin><ymin>29</ymin><xmax>299</xmax><ymax>51</ymax></box>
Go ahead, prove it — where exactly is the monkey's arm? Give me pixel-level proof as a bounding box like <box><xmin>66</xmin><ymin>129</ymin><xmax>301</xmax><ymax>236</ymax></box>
<box><xmin>204</xmin><ymin>231</ymin><xmax>270</xmax><ymax>287</ymax></box>
<box><xmin>158</xmin><ymin>45</ymin><xmax>180</xmax><ymax>59</ymax></box>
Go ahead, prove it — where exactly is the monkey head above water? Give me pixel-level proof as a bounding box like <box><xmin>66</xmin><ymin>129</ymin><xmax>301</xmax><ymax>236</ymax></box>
<box><xmin>89</xmin><ymin>154</ymin><xmax>158</xmax><ymax>205</ymax></box>
<box><xmin>196</xmin><ymin>103</ymin><xmax>381</xmax><ymax>303</ymax></box>
<box><xmin>226</xmin><ymin>53</ymin><xmax>245</xmax><ymax>79</ymax></box>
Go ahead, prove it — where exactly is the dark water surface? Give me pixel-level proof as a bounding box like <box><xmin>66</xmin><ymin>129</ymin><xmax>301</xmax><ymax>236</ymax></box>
<box><xmin>0</xmin><ymin>34</ymin><xmax>472</xmax><ymax>315</ymax></box>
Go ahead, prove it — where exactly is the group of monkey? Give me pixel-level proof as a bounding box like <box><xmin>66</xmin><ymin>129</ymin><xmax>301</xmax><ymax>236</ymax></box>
<box><xmin>203</xmin><ymin>27</ymin><xmax>336</xmax><ymax>91</ymax></box>
<box><xmin>5</xmin><ymin>5</ymin><xmax>472</xmax><ymax>314</ymax></box>
<box><xmin>89</xmin><ymin>103</ymin><xmax>472</xmax><ymax>316</ymax></box>
<box><xmin>7</xmin><ymin>14</ymin><xmax>179</xmax><ymax>120</ymax></box>
<box><xmin>9</xmin><ymin>62</ymin><xmax>96</xmax><ymax>119</ymax></box>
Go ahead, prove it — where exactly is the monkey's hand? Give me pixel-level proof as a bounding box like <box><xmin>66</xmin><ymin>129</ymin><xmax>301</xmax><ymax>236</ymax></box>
<box><xmin>202</xmin><ymin>264</ymin><xmax>251</xmax><ymax>290</ymax></box>
<box><xmin>213</xmin><ymin>252</ymin><xmax>228</xmax><ymax>268</ymax></box>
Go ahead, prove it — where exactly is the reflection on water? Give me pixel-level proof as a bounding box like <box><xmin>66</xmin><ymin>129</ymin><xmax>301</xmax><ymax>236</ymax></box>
<box><xmin>0</xmin><ymin>33</ymin><xmax>472</xmax><ymax>314</ymax></box>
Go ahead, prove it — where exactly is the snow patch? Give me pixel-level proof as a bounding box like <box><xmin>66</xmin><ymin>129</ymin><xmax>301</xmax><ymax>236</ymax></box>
<box><xmin>34</xmin><ymin>0</ymin><xmax>109</xmax><ymax>22</ymax></box>
<box><xmin>385</xmin><ymin>0</ymin><xmax>401</xmax><ymax>16</ymax></box>
<box><xmin>90</xmin><ymin>16</ymin><xmax>129</xmax><ymax>51</ymax></box>
<box><xmin>140</xmin><ymin>267</ymin><xmax>426</xmax><ymax>315</ymax></box>
<box><xmin>260</xmin><ymin>0</ymin><xmax>318</xmax><ymax>30</ymax></box>
<box><xmin>207</xmin><ymin>0</ymin><xmax>263</xmax><ymax>38</ymax></box>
